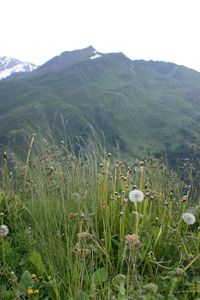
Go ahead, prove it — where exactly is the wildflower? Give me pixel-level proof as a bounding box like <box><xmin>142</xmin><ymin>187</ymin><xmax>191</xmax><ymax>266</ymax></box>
<box><xmin>129</xmin><ymin>189</ymin><xmax>144</xmax><ymax>203</ymax></box>
<box><xmin>182</xmin><ymin>212</ymin><xmax>196</xmax><ymax>225</ymax></box>
<box><xmin>0</xmin><ymin>225</ymin><xmax>9</xmax><ymax>236</ymax></box>
<box><xmin>32</xmin><ymin>274</ymin><xmax>38</xmax><ymax>280</ymax></box>
<box><xmin>26</xmin><ymin>289</ymin><xmax>34</xmax><ymax>296</ymax></box>
<box><xmin>125</xmin><ymin>234</ymin><xmax>140</xmax><ymax>246</ymax></box>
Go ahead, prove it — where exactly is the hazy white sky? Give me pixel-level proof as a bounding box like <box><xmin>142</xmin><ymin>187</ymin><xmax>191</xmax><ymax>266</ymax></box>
<box><xmin>1</xmin><ymin>0</ymin><xmax>200</xmax><ymax>71</ymax></box>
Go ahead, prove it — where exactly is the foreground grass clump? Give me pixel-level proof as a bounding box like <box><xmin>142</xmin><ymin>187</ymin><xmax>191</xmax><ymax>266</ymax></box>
<box><xmin>0</xmin><ymin>138</ymin><xmax>200</xmax><ymax>299</ymax></box>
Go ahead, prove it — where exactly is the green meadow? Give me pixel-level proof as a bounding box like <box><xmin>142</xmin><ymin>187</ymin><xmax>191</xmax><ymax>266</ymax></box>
<box><xmin>0</xmin><ymin>136</ymin><xmax>200</xmax><ymax>299</ymax></box>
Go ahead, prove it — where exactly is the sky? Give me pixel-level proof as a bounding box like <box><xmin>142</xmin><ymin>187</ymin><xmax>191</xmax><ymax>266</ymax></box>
<box><xmin>1</xmin><ymin>0</ymin><xmax>200</xmax><ymax>71</ymax></box>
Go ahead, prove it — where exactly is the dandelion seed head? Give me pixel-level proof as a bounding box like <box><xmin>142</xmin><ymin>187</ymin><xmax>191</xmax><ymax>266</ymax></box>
<box><xmin>129</xmin><ymin>189</ymin><xmax>144</xmax><ymax>203</ymax></box>
<box><xmin>0</xmin><ymin>224</ymin><xmax>9</xmax><ymax>236</ymax></box>
<box><xmin>182</xmin><ymin>212</ymin><xmax>196</xmax><ymax>225</ymax></box>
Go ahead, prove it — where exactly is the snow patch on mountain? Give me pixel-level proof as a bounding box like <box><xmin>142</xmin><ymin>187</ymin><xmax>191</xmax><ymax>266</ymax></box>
<box><xmin>0</xmin><ymin>56</ymin><xmax>37</xmax><ymax>79</ymax></box>
<box><xmin>90</xmin><ymin>53</ymin><xmax>102</xmax><ymax>60</ymax></box>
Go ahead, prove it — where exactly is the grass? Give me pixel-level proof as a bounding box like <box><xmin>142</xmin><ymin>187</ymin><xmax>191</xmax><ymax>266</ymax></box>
<box><xmin>0</xmin><ymin>136</ymin><xmax>200</xmax><ymax>299</ymax></box>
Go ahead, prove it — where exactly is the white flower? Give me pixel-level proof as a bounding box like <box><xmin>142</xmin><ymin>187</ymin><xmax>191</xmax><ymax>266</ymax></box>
<box><xmin>182</xmin><ymin>213</ymin><xmax>196</xmax><ymax>225</ymax></box>
<box><xmin>129</xmin><ymin>189</ymin><xmax>144</xmax><ymax>203</ymax></box>
<box><xmin>0</xmin><ymin>224</ymin><xmax>9</xmax><ymax>236</ymax></box>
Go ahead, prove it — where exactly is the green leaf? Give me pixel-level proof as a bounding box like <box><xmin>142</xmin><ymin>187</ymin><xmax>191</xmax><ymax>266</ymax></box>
<box><xmin>92</xmin><ymin>267</ymin><xmax>108</xmax><ymax>286</ymax></box>
<box><xmin>30</xmin><ymin>250</ymin><xmax>44</xmax><ymax>275</ymax></box>
<box><xmin>19</xmin><ymin>270</ymin><xmax>33</xmax><ymax>291</ymax></box>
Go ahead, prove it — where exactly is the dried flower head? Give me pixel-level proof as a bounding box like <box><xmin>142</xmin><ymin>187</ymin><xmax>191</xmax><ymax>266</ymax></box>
<box><xmin>182</xmin><ymin>212</ymin><xmax>196</xmax><ymax>225</ymax></box>
<box><xmin>125</xmin><ymin>234</ymin><xmax>140</xmax><ymax>246</ymax></box>
<box><xmin>143</xmin><ymin>283</ymin><xmax>158</xmax><ymax>294</ymax></box>
<box><xmin>0</xmin><ymin>224</ymin><xmax>9</xmax><ymax>236</ymax></box>
<box><xmin>77</xmin><ymin>232</ymin><xmax>92</xmax><ymax>239</ymax></box>
<box><xmin>174</xmin><ymin>268</ymin><xmax>187</xmax><ymax>277</ymax></box>
<box><xmin>129</xmin><ymin>189</ymin><xmax>144</xmax><ymax>203</ymax></box>
<box><xmin>80</xmin><ymin>248</ymin><xmax>91</xmax><ymax>256</ymax></box>
<box><xmin>182</xmin><ymin>195</ymin><xmax>188</xmax><ymax>203</ymax></box>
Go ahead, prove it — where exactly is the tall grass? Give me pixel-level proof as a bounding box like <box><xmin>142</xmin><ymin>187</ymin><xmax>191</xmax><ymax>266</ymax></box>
<box><xmin>0</xmin><ymin>137</ymin><xmax>200</xmax><ymax>299</ymax></box>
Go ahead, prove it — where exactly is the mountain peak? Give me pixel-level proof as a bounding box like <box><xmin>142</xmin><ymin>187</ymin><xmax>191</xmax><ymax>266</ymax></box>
<box><xmin>0</xmin><ymin>56</ymin><xmax>37</xmax><ymax>80</ymax></box>
<box><xmin>60</xmin><ymin>45</ymin><xmax>96</xmax><ymax>55</ymax></box>
<box><xmin>59</xmin><ymin>45</ymin><xmax>98</xmax><ymax>60</ymax></box>
<box><xmin>39</xmin><ymin>46</ymin><xmax>101</xmax><ymax>72</ymax></box>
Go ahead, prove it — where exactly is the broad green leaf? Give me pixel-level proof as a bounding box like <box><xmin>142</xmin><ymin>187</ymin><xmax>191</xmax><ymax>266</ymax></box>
<box><xmin>19</xmin><ymin>270</ymin><xmax>33</xmax><ymax>291</ymax></box>
<box><xmin>92</xmin><ymin>267</ymin><xmax>108</xmax><ymax>286</ymax></box>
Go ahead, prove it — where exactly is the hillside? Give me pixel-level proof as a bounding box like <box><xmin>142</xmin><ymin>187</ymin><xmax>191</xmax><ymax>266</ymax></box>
<box><xmin>1</xmin><ymin>46</ymin><xmax>200</xmax><ymax>160</ymax></box>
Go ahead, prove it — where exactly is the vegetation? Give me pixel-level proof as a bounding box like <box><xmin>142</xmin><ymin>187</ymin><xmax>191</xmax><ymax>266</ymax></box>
<box><xmin>1</xmin><ymin>47</ymin><xmax>200</xmax><ymax>161</ymax></box>
<box><xmin>0</xmin><ymin>136</ymin><xmax>200</xmax><ymax>299</ymax></box>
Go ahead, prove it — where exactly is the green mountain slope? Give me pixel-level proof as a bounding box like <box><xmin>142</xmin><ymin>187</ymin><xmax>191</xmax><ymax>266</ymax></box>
<box><xmin>1</xmin><ymin>46</ymin><xmax>200</xmax><ymax>158</ymax></box>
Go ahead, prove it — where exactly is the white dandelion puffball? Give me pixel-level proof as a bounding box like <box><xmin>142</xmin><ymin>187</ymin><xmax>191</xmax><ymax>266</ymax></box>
<box><xmin>0</xmin><ymin>224</ymin><xmax>9</xmax><ymax>236</ymax></box>
<box><xmin>129</xmin><ymin>189</ymin><xmax>144</xmax><ymax>203</ymax></box>
<box><xmin>182</xmin><ymin>213</ymin><xmax>196</xmax><ymax>225</ymax></box>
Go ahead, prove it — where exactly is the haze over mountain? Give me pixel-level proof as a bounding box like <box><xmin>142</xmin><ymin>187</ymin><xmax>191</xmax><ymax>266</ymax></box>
<box><xmin>1</xmin><ymin>46</ymin><xmax>200</xmax><ymax>162</ymax></box>
<box><xmin>0</xmin><ymin>57</ymin><xmax>37</xmax><ymax>80</ymax></box>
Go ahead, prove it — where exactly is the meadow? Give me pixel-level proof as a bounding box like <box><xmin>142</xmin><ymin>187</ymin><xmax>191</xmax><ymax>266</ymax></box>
<box><xmin>0</xmin><ymin>135</ymin><xmax>200</xmax><ymax>299</ymax></box>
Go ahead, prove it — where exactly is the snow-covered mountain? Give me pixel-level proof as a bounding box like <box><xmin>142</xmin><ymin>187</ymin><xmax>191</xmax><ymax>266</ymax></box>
<box><xmin>0</xmin><ymin>56</ymin><xmax>37</xmax><ymax>79</ymax></box>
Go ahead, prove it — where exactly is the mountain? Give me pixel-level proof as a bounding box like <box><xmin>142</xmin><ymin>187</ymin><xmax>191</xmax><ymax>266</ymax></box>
<box><xmin>1</xmin><ymin>46</ymin><xmax>200</xmax><ymax>163</ymax></box>
<box><xmin>0</xmin><ymin>56</ymin><xmax>37</xmax><ymax>80</ymax></box>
